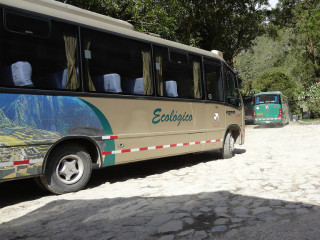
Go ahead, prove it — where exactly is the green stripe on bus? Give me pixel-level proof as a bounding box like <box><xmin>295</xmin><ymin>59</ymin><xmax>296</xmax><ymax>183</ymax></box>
<box><xmin>80</xmin><ymin>99</ymin><xmax>115</xmax><ymax>166</ymax></box>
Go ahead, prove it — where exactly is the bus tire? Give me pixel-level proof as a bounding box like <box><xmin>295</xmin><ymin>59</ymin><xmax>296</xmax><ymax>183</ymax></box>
<box><xmin>221</xmin><ymin>131</ymin><xmax>234</xmax><ymax>159</ymax></box>
<box><xmin>40</xmin><ymin>144</ymin><xmax>92</xmax><ymax>194</ymax></box>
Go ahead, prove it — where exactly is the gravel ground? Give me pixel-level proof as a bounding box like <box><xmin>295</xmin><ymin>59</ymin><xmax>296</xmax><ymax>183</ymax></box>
<box><xmin>1</xmin><ymin>122</ymin><xmax>320</xmax><ymax>240</ymax></box>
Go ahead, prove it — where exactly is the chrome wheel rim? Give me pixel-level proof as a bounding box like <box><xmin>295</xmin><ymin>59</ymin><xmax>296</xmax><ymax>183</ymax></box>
<box><xmin>56</xmin><ymin>154</ymin><xmax>84</xmax><ymax>185</ymax></box>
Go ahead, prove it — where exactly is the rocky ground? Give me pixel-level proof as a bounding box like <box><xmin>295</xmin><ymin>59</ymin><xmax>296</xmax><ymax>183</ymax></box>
<box><xmin>1</xmin><ymin>123</ymin><xmax>320</xmax><ymax>240</ymax></box>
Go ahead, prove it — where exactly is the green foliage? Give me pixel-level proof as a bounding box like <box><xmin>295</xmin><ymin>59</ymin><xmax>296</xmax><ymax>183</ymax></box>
<box><xmin>267</xmin><ymin>0</ymin><xmax>320</xmax><ymax>86</ymax></box>
<box><xmin>56</xmin><ymin>0</ymin><xmax>268</xmax><ymax>64</ymax></box>
<box><xmin>307</xmin><ymin>101</ymin><xmax>320</xmax><ymax>118</ymax></box>
<box><xmin>298</xmin><ymin>83</ymin><xmax>320</xmax><ymax>102</ymax></box>
<box><xmin>237</xmin><ymin>29</ymin><xmax>299</xmax><ymax>89</ymax></box>
<box><xmin>173</xmin><ymin>0</ymin><xmax>268</xmax><ymax>63</ymax></box>
<box><xmin>238</xmin><ymin>0</ymin><xmax>320</xmax><ymax>117</ymax></box>
<box><xmin>253</xmin><ymin>71</ymin><xmax>296</xmax><ymax>96</ymax></box>
<box><xmin>266</xmin><ymin>0</ymin><xmax>298</xmax><ymax>28</ymax></box>
<box><xmin>298</xmin><ymin>83</ymin><xmax>320</xmax><ymax>118</ymax></box>
<box><xmin>294</xmin><ymin>7</ymin><xmax>320</xmax><ymax>85</ymax></box>
<box><xmin>253</xmin><ymin>70</ymin><xmax>300</xmax><ymax>113</ymax></box>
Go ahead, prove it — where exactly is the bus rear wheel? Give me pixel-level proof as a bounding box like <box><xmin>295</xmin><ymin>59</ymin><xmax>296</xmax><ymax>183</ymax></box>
<box><xmin>40</xmin><ymin>144</ymin><xmax>92</xmax><ymax>194</ymax></box>
<box><xmin>221</xmin><ymin>131</ymin><xmax>235</xmax><ymax>159</ymax></box>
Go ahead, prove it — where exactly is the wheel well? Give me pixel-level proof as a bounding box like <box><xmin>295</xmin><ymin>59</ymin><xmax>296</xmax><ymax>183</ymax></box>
<box><xmin>43</xmin><ymin>137</ymin><xmax>100</xmax><ymax>172</ymax></box>
<box><xmin>226</xmin><ymin>125</ymin><xmax>241</xmax><ymax>144</ymax></box>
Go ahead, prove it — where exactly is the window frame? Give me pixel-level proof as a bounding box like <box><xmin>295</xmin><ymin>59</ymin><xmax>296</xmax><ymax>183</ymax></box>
<box><xmin>153</xmin><ymin>45</ymin><xmax>205</xmax><ymax>100</ymax></box>
<box><xmin>80</xmin><ymin>25</ymin><xmax>154</xmax><ymax>96</ymax></box>
<box><xmin>3</xmin><ymin>9</ymin><xmax>51</xmax><ymax>38</ymax></box>
<box><xmin>223</xmin><ymin>63</ymin><xmax>242</xmax><ymax>109</ymax></box>
<box><xmin>203</xmin><ymin>58</ymin><xmax>224</xmax><ymax>103</ymax></box>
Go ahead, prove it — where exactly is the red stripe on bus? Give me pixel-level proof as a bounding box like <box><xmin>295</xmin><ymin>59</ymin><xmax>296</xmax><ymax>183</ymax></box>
<box><xmin>110</xmin><ymin>136</ymin><xmax>118</xmax><ymax>139</ymax></box>
<box><xmin>122</xmin><ymin>149</ymin><xmax>131</xmax><ymax>153</ymax></box>
<box><xmin>101</xmin><ymin>138</ymin><xmax>222</xmax><ymax>155</ymax></box>
<box><xmin>14</xmin><ymin>160</ymin><xmax>29</xmax><ymax>165</ymax></box>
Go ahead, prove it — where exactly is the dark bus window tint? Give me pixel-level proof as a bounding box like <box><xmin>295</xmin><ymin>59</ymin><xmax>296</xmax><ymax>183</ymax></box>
<box><xmin>169</xmin><ymin>51</ymin><xmax>188</xmax><ymax>64</ymax></box>
<box><xmin>204</xmin><ymin>60</ymin><xmax>224</xmax><ymax>102</ymax></box>
<box><xmin>0</xmin><ymin>14</ymin><xmax>79</xmax><ymax>90</ymax></box>
<box><xmin>255</xmin><ymin>95</ymin><xmax>279</xmax><ymax>105</ymax></box>
<box><xmin>224</xmin><ymin>66</ymin><xmax>241</xmax><ymax>107</ymax></box>
<box><xmin>154</xmin><ymin>46</ymin><xmax>202</xmax><ymax>99</ymax></box>
<box><xmin>81</xmin><ymin>28</ymin><xmax>153</xmax><ymax>95</ymax></box>
<box><xmin>4</xmin><ymin>10</ymin><xmax>50</xmax><ymax>38</ymax></box>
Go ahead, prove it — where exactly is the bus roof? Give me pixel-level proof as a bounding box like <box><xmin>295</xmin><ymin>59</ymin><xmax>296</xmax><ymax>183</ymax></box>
<box><xmin>1</xmin><ymin>0</ymin><xmax>225</xmax><ymax>62</ymax></box>
<box><xmin>254</xmin><ymin>91</ymin><xmax>282</xmax><ymax>96</ymax></box>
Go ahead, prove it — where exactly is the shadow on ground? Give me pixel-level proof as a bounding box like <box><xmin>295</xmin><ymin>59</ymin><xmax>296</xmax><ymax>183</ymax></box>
<box><xmin>1</xmin><ymin>149</ymin><xmax>226</xmax><ymax>207</ymax></box>
<box><xmin>1</xmin><ymin>147</ymin><xmax>319</xmax><ymax>239</ymax></box>
<box><xmin>0</xmin><ymin>190</ymin><xmax>319</xmax><ymax>240</ymax></box>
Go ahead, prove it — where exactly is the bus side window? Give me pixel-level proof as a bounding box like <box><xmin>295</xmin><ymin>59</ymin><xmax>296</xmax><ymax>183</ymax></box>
<box><xmin>224</xmin><ymin>66</ymin><xmax>241</xmax><ymax>107</ymax></box>
<box><xmin>204</xmin><ymin>60</ymin><xmax>224</xmax><ymax>102</ymax></box>
<box><xmin>154</xmin><ymin>46</ymin><xmax>202</xmax><ymax>99</ymax></box>
<box><xmin>81</xmin><ymin>28</ymin><xmax>153</xmax><ymax>96</ymax></box>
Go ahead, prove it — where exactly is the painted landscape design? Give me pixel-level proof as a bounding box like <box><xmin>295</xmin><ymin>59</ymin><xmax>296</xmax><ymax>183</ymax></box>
<box><xmin>0</xmin><ymin>93</ymin><xmax>105</xmax><ymax>180</ymax></box>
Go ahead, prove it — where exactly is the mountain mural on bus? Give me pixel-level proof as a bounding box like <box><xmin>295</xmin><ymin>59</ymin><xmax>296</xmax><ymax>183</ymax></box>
<box><xmin>0</xmin><ymin>94</ymin><xmax>105</xmax><ymax>136</ymax></box>
<box><xmin>0</xmin><ymin>93</ymin><xmax>115</xmax><ymax>180</ymax></box>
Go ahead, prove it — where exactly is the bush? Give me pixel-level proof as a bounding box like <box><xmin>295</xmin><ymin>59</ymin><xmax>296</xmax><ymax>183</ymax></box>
<box><xmin>253</xmin><ymin>70</ymin><xmax>300</xmax><ymax>114</ymax></box>
<box><xmin>308</xmin><ymin>101</ymin><xmax>320</xmax><ymax>118</ymax></box>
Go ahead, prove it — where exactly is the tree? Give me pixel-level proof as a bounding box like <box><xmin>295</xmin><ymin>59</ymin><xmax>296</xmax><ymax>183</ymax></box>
<box><xmin>253</xmin><ymin>70</ymin><xmax>299</xmax><ymax>112</ymax></box>
<box><xmin>267</xmin><ymin>0</ymin><xmax>320</xmax><ymax>87</ymax></box>
<box><xmin>174</xmin><ymin>0</ymin><xmax>268</xmax><ymax>65</ymax></box>
<box><xmin>56</xmin><ymin>0</ymin><xmax>268</xmax><ymax>64</ymax></box>
<box><xmin>295</xmin><ymin>7</ymin><xmax>320</xmax><ymax>85</ymax></box>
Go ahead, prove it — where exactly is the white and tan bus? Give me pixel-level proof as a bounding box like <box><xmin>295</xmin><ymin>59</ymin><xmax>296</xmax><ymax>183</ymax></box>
<box><xmin>0</xmin><ymin>0</ymin><xmax>245</xmax><ymax>194</ymax></box>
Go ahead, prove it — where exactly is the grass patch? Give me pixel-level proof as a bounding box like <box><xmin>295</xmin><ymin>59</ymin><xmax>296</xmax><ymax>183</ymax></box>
<box><xmin>300</xmin><ymin>118</ymin><xmax>320</xmax><ymax>122</ymax></box>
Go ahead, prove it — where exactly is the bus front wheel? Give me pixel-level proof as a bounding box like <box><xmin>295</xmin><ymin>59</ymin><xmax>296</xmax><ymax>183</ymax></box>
<box><xmin>40</xmin><ymin>144</ymin><xmax>92</xmax><ymax>194</ymax></box>
<box><xmin>221</xmin><ymin>131</ymin><xmax>235</xmax><ymax>159</ymax></box>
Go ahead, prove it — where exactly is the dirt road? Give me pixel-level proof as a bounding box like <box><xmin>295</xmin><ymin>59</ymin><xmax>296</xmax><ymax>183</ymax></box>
<box><xmin>1</xmin><ymin>123</ymin><xmax>320</xmax><ymax>240</ymax></box>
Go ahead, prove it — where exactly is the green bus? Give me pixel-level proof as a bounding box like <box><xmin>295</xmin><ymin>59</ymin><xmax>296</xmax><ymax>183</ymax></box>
<box><xmin>253</xmin><ymin>91</ymin><xmax>290</xmax><ymax>126</ymax></box>
<box><xmin>0</xmin><ymin>0</ymin><xmax>245</xmax><ymax>194</ymax></box>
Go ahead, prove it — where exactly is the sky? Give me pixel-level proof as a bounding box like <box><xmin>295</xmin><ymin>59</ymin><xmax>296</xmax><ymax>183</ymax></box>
<box><xmin>269</xmin><ymin>0</ymin><xmax>279</xmax><ymax>8</ymax></box>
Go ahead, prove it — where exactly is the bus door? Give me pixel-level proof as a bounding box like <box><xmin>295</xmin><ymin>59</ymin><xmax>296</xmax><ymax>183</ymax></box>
<box><xmin>224</xmin><ymin>66</ymin><xmax>243</xmax><ymax>132</ymax></box>
<box><xmin>203</xmin><ymin>60</ymin><xmax>225</xmax><ymax>150</ymax></box>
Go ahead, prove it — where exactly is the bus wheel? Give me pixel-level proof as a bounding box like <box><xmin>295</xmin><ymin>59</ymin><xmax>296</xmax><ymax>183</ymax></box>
<box><xmin>40</xmin><ymin>145</ymin><xmax>92</xmax><ymax>194</ymax></box>
<box><xmin>221</xmin><ymin>131</ymin><xmax>235</xmax><ymax>159</ymax></box>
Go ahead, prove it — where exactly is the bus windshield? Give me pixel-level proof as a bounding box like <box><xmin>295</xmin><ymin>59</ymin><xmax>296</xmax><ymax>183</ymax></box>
<box><xmin>255</xmin><ymin>94</ymin><xmax>279</xmax><ymax>105</ymax></box>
